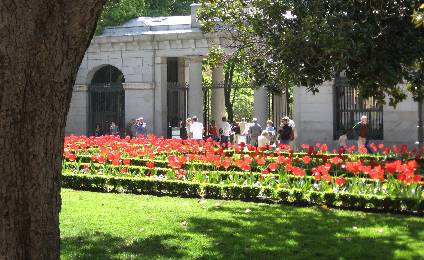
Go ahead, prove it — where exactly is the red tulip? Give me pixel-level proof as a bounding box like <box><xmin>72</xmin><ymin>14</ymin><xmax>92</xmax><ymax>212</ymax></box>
<box><xmin>123</xmin><ymin>158</ymin><xmax>131</xmax><ymax>165</ymax></box>
<box><xmin>336</xmin><ymin>176</ymin><xmax>345</xmax><ymax>186</ymax></box>
<box><xmin>268</xmin><ymin>162</ymin><xmax>278</xmax><ymax>172</ymax></box>
<box><xmin>146</xmin><ymin>161</ymin><xmax>154</xmax><ymax>168</ymax></box>
<box><xmin>301</xmin><ymin>155</ymin><xmax>310</xmax><ymax>164</ymax></box>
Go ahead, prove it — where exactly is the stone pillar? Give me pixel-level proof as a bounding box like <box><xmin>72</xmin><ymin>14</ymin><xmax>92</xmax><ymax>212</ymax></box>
<box><xmin>154</xmin><ymin>56</ymin><xmax>168</xmax><ymax>137</ymax></box>
<box><xmin>211</xmin><ymin>64</ymin><xmax>225</xmax><ymax>122</ymax></box>
<box><xmin>191</xmin><ymin>3</ymin><xmax>202</xmax><ymax>28</ymax></box>
<box><xmin>65</xmin><ymin>85</ymin><xmax>88</xmax><ymax>136</ymax></box>
<box><xmin>123</xmin><ymin>83</ymin><xmax>155</xmax><ymax>134</ymax></box>
<box><xmin>253</xmin><ymin>86</ymin><xmax>268</xmax><ymax>128</ymax></box>
<box><xmin>188</xmin><ymin>56</ymin><xmax>204</xmax><ymax>123</ymax></box>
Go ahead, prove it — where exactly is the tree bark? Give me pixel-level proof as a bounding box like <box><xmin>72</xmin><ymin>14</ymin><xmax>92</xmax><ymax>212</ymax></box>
<box><xmin>224</xmin><ymin>62</ymin><xmax>235</xmax><ymax>122</ymax></box>
<box><xmin>0</xmin><ymin>0</ymin><xmax>105</xmax><ymax>258</ymax></box>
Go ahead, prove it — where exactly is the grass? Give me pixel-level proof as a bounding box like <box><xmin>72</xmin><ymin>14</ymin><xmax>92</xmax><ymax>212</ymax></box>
<box><xmin>60</xmin><ymin>189</ymin><xmax>424</xmax><ymax>259</ymax></box>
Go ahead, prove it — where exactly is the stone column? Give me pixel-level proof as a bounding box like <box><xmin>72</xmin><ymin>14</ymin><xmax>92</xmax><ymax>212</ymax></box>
<box><xmin>253</xmin><ymin>86</ymin><xmax>268</xmax><ymax>128</ymax></box>
<box><xmin>123</xmin><ymin>83</ymin><xmax>155</xmax><ymax>134</ymax></box>
<box><xmin>65</xmin><ymin>84</ymin><xmax>88</xmax><ymax>136</ymax></box>
<box><xmin>191</xmin><ymin>3</ymin><xmax>202</xmax><ymax>28</ymax></box>
<box><xmin>154</xmin><ymin>56</ymin><xmax>168</xmax><ymax>137</ymax></box>
<box><xmin>211</xmin><ymin>64</ymin><xmax>225</xmax><ymax>122</ymax></box>
<box><xmin>188</xmin><ymin>56</ymin><xmax>204</xmax><ymax>123</ymax></box>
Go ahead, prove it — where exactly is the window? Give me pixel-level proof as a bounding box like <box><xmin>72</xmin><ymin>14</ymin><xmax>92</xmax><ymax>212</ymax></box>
<box><xmin>333</xmin><ymin>75</ymin><xmax>383</xmax><ymax>140</ymax></box>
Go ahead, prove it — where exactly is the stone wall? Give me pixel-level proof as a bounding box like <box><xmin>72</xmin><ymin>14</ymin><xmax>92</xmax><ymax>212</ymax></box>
<box><xmin>293</xmin><ymin>81</ymin><xmax>335</xmax><ymax>148</ymax></box>
<box><xmin>293</xmin><ymin>82</ymin><xmax>419</xmax><ymax>149</ymax></box>
<box><xmin>383</xmin><ymin>91</ymin><xmax>418</xmax><ymax>147</ymax></box>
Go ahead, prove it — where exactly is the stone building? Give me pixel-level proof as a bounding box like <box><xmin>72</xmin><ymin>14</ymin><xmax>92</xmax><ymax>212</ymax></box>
<box><xmin>66</xmin><ymin>3</ymin><xmax>272</xmax><ymax>138</ymax></box>
<box><xmin>66</xmin><ymin>4</ymin><xmax>419</xmax><ymax>147</ymax></box>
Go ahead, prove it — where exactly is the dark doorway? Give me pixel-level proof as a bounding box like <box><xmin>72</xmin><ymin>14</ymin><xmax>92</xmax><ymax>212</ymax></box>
<box><xmin>89</xmin><ymin>65</ymin><xmax>125</xmax><ymax>136</ymax></box>
<box><xmin>167</xmin><ymin>58</ymin><xmax>188</xmax><ymax>138</ymax></box>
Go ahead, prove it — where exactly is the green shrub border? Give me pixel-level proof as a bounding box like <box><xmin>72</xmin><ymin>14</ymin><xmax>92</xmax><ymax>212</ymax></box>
<box><xmin>62</xmin><ymin>173</ymin><xmax>424</xmax><ymax>215</ymax></box>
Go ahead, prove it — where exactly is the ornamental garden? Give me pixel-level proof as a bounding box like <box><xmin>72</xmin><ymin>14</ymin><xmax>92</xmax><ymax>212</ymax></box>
<box><xmin>63</xmin><ymin>135</ymin><xmax>424</xmax><ymax>213</ymax></box>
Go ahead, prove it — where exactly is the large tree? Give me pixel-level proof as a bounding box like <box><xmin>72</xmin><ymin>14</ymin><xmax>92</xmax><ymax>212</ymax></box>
<box><xmin>199</xmin><ymin>0</ymin><xmax>424</xmax><ymax>106</ymax></box>
<box><xmin>0</xmin><ymin>0</ymin><xmax>105</xmax><ymax>258</ymax></box>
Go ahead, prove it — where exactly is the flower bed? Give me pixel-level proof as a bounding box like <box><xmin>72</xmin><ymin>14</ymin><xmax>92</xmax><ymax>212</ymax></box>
<box><xmin>62</xmin><ymin>135</ymin><xmax>424</xmax><ymax>213</ymax></box>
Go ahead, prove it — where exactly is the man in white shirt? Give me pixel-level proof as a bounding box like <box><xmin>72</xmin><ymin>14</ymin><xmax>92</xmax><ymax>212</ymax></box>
<box><xmin>219</xmin><ymin>116</ymin><xmax>232</xmax><ymax>146</ymax></box>
<box><xmin>189</xmin><ymin>116</ymin><xmax>204</xmax><ymax>140</ymax></box>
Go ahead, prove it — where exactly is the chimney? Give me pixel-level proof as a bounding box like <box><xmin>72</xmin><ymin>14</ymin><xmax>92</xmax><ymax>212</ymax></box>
<box><xmin>191</xmin><ymin>3</ymin><xmax>202</xmax><ymax>28</ymax></box>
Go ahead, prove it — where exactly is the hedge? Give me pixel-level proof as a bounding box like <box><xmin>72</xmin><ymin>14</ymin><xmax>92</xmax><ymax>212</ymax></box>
<box><xmin>62</xmin><ymin>172</ymin><xmax>424</xmax><ymax>214</ymax></box>
<box><xmin>63</xmin><ymin>161</ymin><xmax>394</xmax><ymax>187</ymax></box>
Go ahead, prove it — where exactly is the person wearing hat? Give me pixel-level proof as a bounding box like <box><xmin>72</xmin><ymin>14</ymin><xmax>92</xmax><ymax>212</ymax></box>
<box><xmin>277</xmin><ymin>117</ymin><xmax>293</xmax><ymax>145</ymax></box>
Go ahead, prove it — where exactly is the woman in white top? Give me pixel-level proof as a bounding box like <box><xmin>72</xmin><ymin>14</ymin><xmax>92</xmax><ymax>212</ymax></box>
<box><xmin>257</xmin><ymin>130</ymin><xmax>270</xmax><ymax>147</ymax></box>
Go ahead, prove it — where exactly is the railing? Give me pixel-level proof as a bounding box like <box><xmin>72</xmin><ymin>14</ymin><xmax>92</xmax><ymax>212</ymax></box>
<box><xmin>333</xmin><ymin>76</ymin><xmax>384</xmax><ymax>140</ymax></box>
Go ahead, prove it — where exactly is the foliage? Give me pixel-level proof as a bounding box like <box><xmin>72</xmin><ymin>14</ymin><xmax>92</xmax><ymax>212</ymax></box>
<box><xmin>96</xmin><ymin>0</ymin><xmax>146</xmax><ymax>34</ymax></box>
<box><xmin>198</xmin><ymin>0</ymin><xmax>424</xmax><ymax>106</ymax></box>
<box><xmin>144</xmin><ymin>0</ymin><xmax>191</xmax><ymax>17</ymax></box>
<box><xmin>96</xmin><ymin>0</ymin><xmax>192</xmax><ymax>34</ymax></box>
<box><xmin>413</xmin><ymin>3</ymin><xmax>424</xmax><ymax>28</ymax></box>
<box><xmin>62</xmin><ymin>172</ymin><xmax>424</xmax><ymax>213</ymax></box>
<box><xmin>204</xmin><ymin>47</ymin><xmax>255</xmax><ymax>121</ymax></box>
<box><xmin>61</xmin><ymin>189</ymin><xmax>424</xmax><ymax>259</ymax></box>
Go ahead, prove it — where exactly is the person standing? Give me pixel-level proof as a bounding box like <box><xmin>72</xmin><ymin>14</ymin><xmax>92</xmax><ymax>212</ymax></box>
<box><xmin>258</xmin><ymin>130</ymin><xmax>270</xmax><ymax>147</ymax></box>
<box><xmin>219</xmin><ymin>116</ymin><xmax>232</xmax><ymax>146</ymax></box>
<box><xmin>208</xmin><ymin>120</ymin><xmax>219</xmax><ymax>141</ymax></box>
<box><xmin>186</xmin><ymin>117</ymin><xmax>193</xmax><ymax>139</ymax></box>
<box><xmin>126</xmin><ymin>119</ymin><xmax>136</xmax><ymax>137</ymax></box>
<box><xmin>239</xmin><ymin>118</ymin><xmax>247</xmax><ymax>144</ymax></box>
<box><xmin>337</xmin><ymin>130</ymin><xmax>348</xmax><ymax>153</ymax></box>
<box><xmin>110</xmin><ymin>122</ymin><xmax>119</xmax><ymax>136</ymax></box>
<box><xmin>352</xmin><ymin>115</ymin><xmax>372</xmax><ymax>153</ymax></box>
<box><xmin>94</xmin><ymin>124</ymin><xmax>102</xmax><ymax>137</ymax></box>
<box><xmin>248</xmin><ymin>118</ymin><xmax>262</xmax><ymax>146</ymax></box>
<box><xmin>232</xmin><ymin>122</ymin><xmax>241</xmax><ymax>144</ymax></box>
<box><xmin>180</xmin><ymin>120</ymin><xmax>188</xmax><ymax>140</ymax></box>
<box><xmin>190</xmin><ymin>116</ymin><xmax>204</xmax><ymax>140</ymax></box>
<box><xmin>277</xmin><ymin>118</ymin><xmax>292</xmax><ymax>145</ymax></box>
<box><xmin>265</xmin><ymin>120</ymin><xmax>276</xmax><ymax>145</ymax></box>
<box><xmin>282</xmin><ymin>116</ymin><xmax>296</xmax><ymax>150</ymax></box>
<box><xmin>135</xmin><ymin>117</ymin><xmax>147</xmax><ymax>137</ymax></box>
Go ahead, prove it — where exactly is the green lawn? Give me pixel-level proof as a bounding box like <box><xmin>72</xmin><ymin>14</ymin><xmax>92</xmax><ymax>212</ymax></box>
<box><xmin>60</xmin><ymin>189</ymin><xmax>424</xmax><ymax>259</ymax></box>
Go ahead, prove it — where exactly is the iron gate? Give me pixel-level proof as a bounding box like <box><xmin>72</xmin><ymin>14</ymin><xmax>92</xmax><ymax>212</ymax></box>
<box><xmin>89</xmin><ymin>83</ymin><xmax>125</xmax><ymax>136</ymax></box>
<box><xmin>167</xmin><ymin>82</ymin><xmax>188</xmax><ymax>138</ymax></box>
<box><xmin>334</xmin><ymin>76</ymin><xmax>383</xmax><ymax>140</ymax></box>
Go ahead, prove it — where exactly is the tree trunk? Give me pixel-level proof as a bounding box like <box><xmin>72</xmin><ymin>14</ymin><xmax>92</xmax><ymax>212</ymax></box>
<box><xmin>224</xmin><ymin>62</ymin><xmax>235</xmax><ymax>122</ymax></box>
<box><xmin>0</xmin><ymin>0</ymin><xmax>105</xmax><ymax>258</ymax></box>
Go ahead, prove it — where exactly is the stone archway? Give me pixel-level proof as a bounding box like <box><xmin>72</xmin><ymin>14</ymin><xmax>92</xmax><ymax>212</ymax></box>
<box><xmin>89</xmin><ymin>65</ymin><xmax>125</xmax><ymax>136</ymax></box>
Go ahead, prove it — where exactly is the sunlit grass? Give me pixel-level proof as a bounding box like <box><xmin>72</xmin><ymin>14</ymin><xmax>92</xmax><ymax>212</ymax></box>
<box><xmin>60</xmin><ymin>189</ymin><xmax>424</xmax><ymax>259</ymax></box>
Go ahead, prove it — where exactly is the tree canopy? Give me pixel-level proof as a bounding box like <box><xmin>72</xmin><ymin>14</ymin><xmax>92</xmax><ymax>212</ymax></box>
<box><xmin>96</xmin><ymin>0</ymin><xmax>192</xmax><ymax>33</ymax></box>
<box><xmin>199</xmin><ymin>0</ymin><xmax>424</xmax><ymax>106</ymax></box>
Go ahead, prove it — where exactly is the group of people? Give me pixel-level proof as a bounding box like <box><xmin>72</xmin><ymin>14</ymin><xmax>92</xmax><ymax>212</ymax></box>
<box><xmin>94</xmin><ymin>117</ymin><xmax>147</xmax><ymax>137</ymax></box>
<box><xmin>94</xmin><ymin>113</ymin><xmax>373</xmax><ymax>154</ymax></box>
<box><xmin>180</xmin><ymin>115</ymin><xmax>297</xmax><ymax>148</ymax></box>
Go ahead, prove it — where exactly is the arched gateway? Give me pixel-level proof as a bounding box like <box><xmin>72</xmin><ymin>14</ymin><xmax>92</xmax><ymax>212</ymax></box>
<box><xmin>89</xmin><ymin>65</ymin><xmax>125</xmax><ymax>136</ymax></box>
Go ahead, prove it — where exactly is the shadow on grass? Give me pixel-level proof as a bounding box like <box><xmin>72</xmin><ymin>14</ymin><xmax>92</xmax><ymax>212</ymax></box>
<box><xmin>61</xmin><ymin>202</ymin><xmax>424</xmax><ymax>259</ymax></box>
<box><xmin>186</xmin><ymin>204</ymin><xmax>424</xmax><ymax>259</ymax></box>
<box><xmin>61</xmin><ymin>232</ymin><xmax>184</xmax><ymax>259</ymax></box>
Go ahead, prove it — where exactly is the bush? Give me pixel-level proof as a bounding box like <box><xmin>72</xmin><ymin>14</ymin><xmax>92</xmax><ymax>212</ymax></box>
<box><xmin>62</xmin><ymin>172</ymin><xmax>423</xmax><ymax>214</ymax></box>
